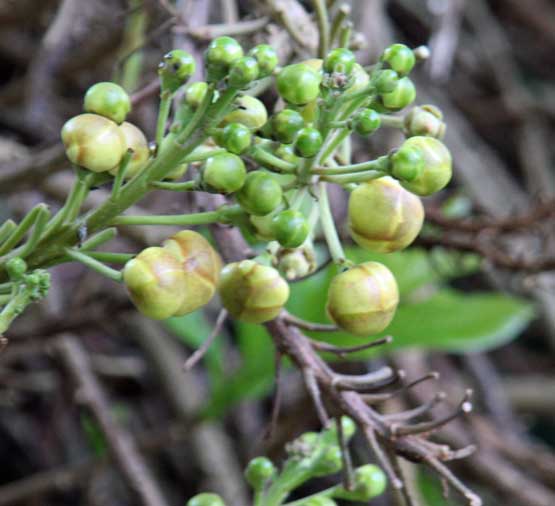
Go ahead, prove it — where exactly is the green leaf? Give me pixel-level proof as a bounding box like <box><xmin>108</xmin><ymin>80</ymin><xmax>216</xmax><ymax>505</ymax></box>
<box><xmin>202</xmin><ymin>321</ymin><xmax>276</xmax><ymax>418</ymax></box>
<box><xmin>284</xmin><ymin>246</ymin><xmax>534</xmax><ymax>355</ymax></box>
<box><xmin>385</xmin><ymin>288</ymin><xmax>534</xmax><ymax>352</ymax></box>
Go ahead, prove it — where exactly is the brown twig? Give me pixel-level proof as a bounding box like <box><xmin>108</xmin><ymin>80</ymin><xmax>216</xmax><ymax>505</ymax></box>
<box><xmin>56</xmin><ymin>335</ymin><xmax>169</xmax><ymax>506</ymax></box>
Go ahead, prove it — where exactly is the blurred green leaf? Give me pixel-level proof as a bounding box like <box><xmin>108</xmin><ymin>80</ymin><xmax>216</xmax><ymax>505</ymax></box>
<box><xmin>202</xmin><ymin>321</ymin><xmax>276</xmax><ymax>418</ymax></box>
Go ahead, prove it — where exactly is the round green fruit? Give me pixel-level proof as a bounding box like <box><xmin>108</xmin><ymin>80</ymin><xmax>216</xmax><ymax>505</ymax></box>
<box><xmin>83</xmin><ymin>82</ymin><xmax>131</xmax><ymax>124</ymax></box>
<box><xmin>277</xmin><ymin>63</ymin><xmax>322</xmax><ymax>105</ymax></box>
<box><xmin>348</xmin><ymin>177</ymin><xmax>424</xmax><ymax>253</ymax></box>
<box><xmin>218</xmin><ymin>260</ymin><xmax>290</xmax><ymax>323</ymax></box>
<box><xmin>271</xmin><ymin>210</ymin><xmax>309</xmax><ymax>248</ymax></box>
<box><xmin>202</xmin><ymin>152</ymin><xmax>246</xmax><ymax>193</ymax></box>
<box><xmin>326</xmin><ymin>262</ymin><xmax>399</xmax><ymax>336</ymax></box>
<box><xmin>398</xmin><ymin>136</ymin><xmax>452</xmax><ymax>196</ymax></box>
<box><xmin>236</xmin><ymin>171</ymin><xmax>283</xmax><ymax>216</ymax></box>
<box><xmin>61</xmin><ymin>113</ymin><xmax>126</xmax><ymax>173</ymax></box>
<box><xmin>248</xmin><ymin>44</ymin><xmax>279</xmax><ymax>77</ymax></box>
<box><xmin>221</xmin><ymin>95</ymin><xmax>268</xmax><ymax>131</ymax></box>
<box><xmin>271</xmin><ymin>109</ymin><xmax>305</xmax><ymax>144</ymax></box>
<box><xmin>381</xmin><ymin>43</ymin><xmax>415</xmax><ymax>76</ymax></box>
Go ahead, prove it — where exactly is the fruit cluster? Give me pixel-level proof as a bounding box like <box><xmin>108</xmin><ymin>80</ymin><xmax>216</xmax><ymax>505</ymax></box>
<box><xmin>186</xmin><ymin>417</ymin><xmax>387</xmax><ymax>506</ymax></box>
<box><xmin>57</xmin><ymin>37</ymin><xmax>452</xmax><ymax>338</ymax></box>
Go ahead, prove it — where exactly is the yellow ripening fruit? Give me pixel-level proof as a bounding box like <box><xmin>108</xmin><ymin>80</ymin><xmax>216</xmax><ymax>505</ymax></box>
<box><xmin>348</xmin><ymin>177</ymin><xmax>424</xmax><ymax>253</ymax></box>
<box><xmin>162</xmin><ymin>230</ymin><xmax>223</xmax><ymax>316</ymax></box>
<box><xmin>326</xmin><ymin>262</ymin><xmax>399</xmax><ymax>336</ymax></box>
<box><xmin>61</xmin><ymin>113</ymin><xmax>126</xmax><ymax>173</ymax></box>
<box><xmin>123</xmin><ymin>247</ymin><xmax>186</xmax><ymax>320</ymax></box>
<box><xmin>399</xmin><ymin>137</ymin><xmax>452</xmax><ymax>196</ymax></box>
<box><xmin>218</xmin><ymin>260</ymin><xmax>289</xmax><ymax>323</ymax></box>
<box><xmin>109</xmin><ymin>122</ymin><xmax>150</xmax><ymax>178</ymax></box>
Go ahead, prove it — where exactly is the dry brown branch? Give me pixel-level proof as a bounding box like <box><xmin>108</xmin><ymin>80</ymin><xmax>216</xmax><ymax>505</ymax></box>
<box><xmin>56</xmin><ymin>334</ymin><xmax>169</xmax><ymax>506</ymax></box>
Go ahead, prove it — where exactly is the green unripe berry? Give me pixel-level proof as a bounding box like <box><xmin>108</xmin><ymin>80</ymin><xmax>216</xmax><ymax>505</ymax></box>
<box><xmin>218</xmin><ymin>260</ymin><xmax>290</xmax><ymax>323</ymax></box>
<box><xmin>323</xmin><ymin>48</ymin><xmax>356</xmax><ymax>76</ymax></box>
<box><xmin>162</xmin><ymin>230</ymin><xmax>223</xmax><ymax>316</ymax></box>
<box><xmin>294</xmin><ymin>127</ymin><xmax>323</xmax><ymax>158</ymax></box>
<box><xmin>374</xmin><ymin>69</ymin><xmax>399</xmax><ymax>94</ymax></box>
<box><xmin>215</xmin><ymin>123</ymin><xmax>252</xmax><ymax>154</ymax></box>
<box><xmin>403</xmin><ymin>104</ymin><xmax>446</xmax><ymax>139</ymax></box>
<box><xmin>399</xmin><ymin>136</ymin><xmax>452</xmax><ymax>196</ymax></box>
<box><xmin>381</xmin><ymin>43</ymin><xmax>415</xmax><ymax>76</ymax></box>
<box><xmin>186</xmin><ymin>493</ymin><xmax>225</xmax><ymax>506</ymax></box>
<box><xmin>248</xmin><ymin>44</ymin><xmax>279</xmax><ymax>77</ymax></box>
<box><xmin>277</xmin><ymin>63</ymin><xmax>322</xmax><ymax>105</ymax></box>
<box><xmin>109</xmin><ymin>122</ymin><xmax>150</xmax><ymax>178</ymax></box>
<box><xmin>221</xmin><ymin>95</ymin><xmax>268</xmax><ymax>131</ymax></box>
<box><xmin>334</xmin><ymin>465</ymin><xmax>387</xmax><ymax>501</ymax></box>
<box><xmin>349</xmin><ymin>177</ymin><xmax>424</xmax><ymax>253</ymax></box>
<box><xmin>312</xmin><ymin>445</ymin><xmax>342</xmax><ymax>477</ymax></box>
<box><xmin>183</xmin><ymin>82</ymin><xmax>208</xmax><ymax>109</ymax></box>
<box><xmin>158</xmin><ymin>50</ymin><xmax>196</xmax><ymax>93</ymax></box>
<box><xmin>390</xmin><ymin>145</ymin><xmax>424</xmax><ymax>182</ymax></box>
<box><xmin>228</xmin><ymin>56</ymin><xmax>259</xmax><ymax>88</ymax></box>
<box><xmin>83</xmin><ymin>82</ymin><xmax>131</xmax><ymax>124</ymax></box>
<box><xmin>321</xmin><ymin>416</ymin><xmax>357</xmax><ymax>445</ymax></box>
<box><xmin>205</xmin><ymin>36</ymin><xmax>244</xmax><ymax>81</ymax></box>
<box><xmin>123</xmin><ymin>247</ymin><xmax>186</xmax><ymax>320</ymax></box>
<box><xmin>326</xmin><ymin>261</ymin><xmax>399</xmax><ymax>336</ymax></box>
<box><xmin>6</xmin><ymin>257</ymin><xmax>27</xmax><ymax>280</ymax></box>
<box><xmin>202</xmin><ymin>153</ymin><xmax>246</xmax><ymax>193</ymax></box>
<box><xmin>352</xmin><ymin>109</ymin><xmax>381</xmax><ymax>136</ymax></box>
<box><xmin>61</xmin><ymin>113</ymin><xmax>126</xmax><ymax>173</ymax></box>
<box><xmin>236</xmin><ymin>171</ymin><xmax>283</xmax><ymax>216</ymax></box>
<box><xmin>271</xmin><ymin>210</ymin><xmax>309</xmax><ymax>248</ymax></box>
<box><xmin>381</xmin><ymin>77</ymin><xmax>416</xmax><ymax>111</ymax></box>
<box><xmin>244</xmin><ymin>457</ymin><xmax>276</xmax><ymax>489</ymax></box>
<box><xmin>271</xmin><ymin>109</ymin><xmax>305</xmax><ymax>144</ymax></box>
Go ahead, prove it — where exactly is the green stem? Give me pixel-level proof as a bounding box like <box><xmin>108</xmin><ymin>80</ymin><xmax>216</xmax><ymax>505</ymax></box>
<box><xmin>312</xmin><ymin>155</ymin><xmax>389</xmax><ymax>175</ymax></box>
<box><xmin>380</xmin><ymin>114</ymin><xmax>404</xmax><ymax>128</ymax></box>
<box><xmin>85</xmin><ymin>252</ymin><xmax>134</xmax><ymax>264</ymax></box>
<box><xmin>183</xmin><ymin>147</ymin><xmax>227</xmax><ymax>163</ymax></box>
<box><xmin>330</xmin><ymin>4</ymin><xmax>349</xmax><ymax>45</ymax></box>
<box><xmin>338</xmin><ymin>20</ymin><xmax>352</xmax><ymax>48</ymax></box>
<box><xmin>80</xmin><ymin>228</ymin><xmax>118</xmax><ymax>251</ymax></box>
<box><xmin>151</xmin><ymin>180</ymin><xmax>198</xmax><ymax>192</ymax></box>
<box><xmin>318</xmin><ymin>182</ymin><xmax>346</xmax><ymax>266</ymax></box>
<box><xmin>111</xmin><ymin>149</ymin><xmax>134</xmax><ymax>198</ymax></box>
<box><xmin>117</xmin><ymin>0</ymin><xmax>146</xmax><ymax>92</ymax></box>
<box><xmin>312</xmin><ymin>0</ymin><xmax>330</xmax><ymax>58</ymax></box>
<box><xmin>112</xmin><ymin>205</ymin><xmax>242</xmax><ymax>227</ymax></box>
<box><xmin>328</xmin><ymin>120</ymin><xmax>349</xmax><ymax>128</ymax></box>
<box><xmin>156</xmin><ymin>91</ymin><xmax>173</xmax><ymax>151</ymax></box>
<box><xmin>0</xmin><ymin>220</ymin><xmax>16</xmax><ymax>245</ymax></box>
<box><xmin>65</xmin><ymin>248</ymin><xmax>123</xmax><ymax>282</ymax></box>
<box><xmin>0</xmin><ymin>282</ymin><xmax>12</xmax><ymax>293</ymax></box>
<box><xmin>318</xmin><ymin>128</ymin><xmax>351</xmax><ymax>166</ymax></box>
<box><xmin>44</xmin><ymin>169</ymin><xmax>94</xmax><ymax>237</ymax></box>
<box><xmin>5</xmin><ymin>206</ymin><xmax>51</xmax><ymax>260</ymax></box>
<box><xmin>249</xmin><ymin>146</ymin><xmax>298</xmax><ymax>173</ymax></box>
<box><xmin>0</xmin><ymin>289</ymin><xmax>30</xmax><ymax>334</ymax></box>
<box><xmin>282</xmin><ymin>486</ymin><xmax>339</xmax><ymax>506</ymax></box>
<box><xmin>321</xmin><ymin>169</ymin><xmax>386</xmax><ymax>184</ymax></box>
<box><xmin>0</xmin><ymin>204</ymin><xmax>49</xmax><ymax>256</ymax></box>
<box><xmin>12</xmin><ymin>86</ymin><xmax>237</xmax><ymax>279</ymax></box>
